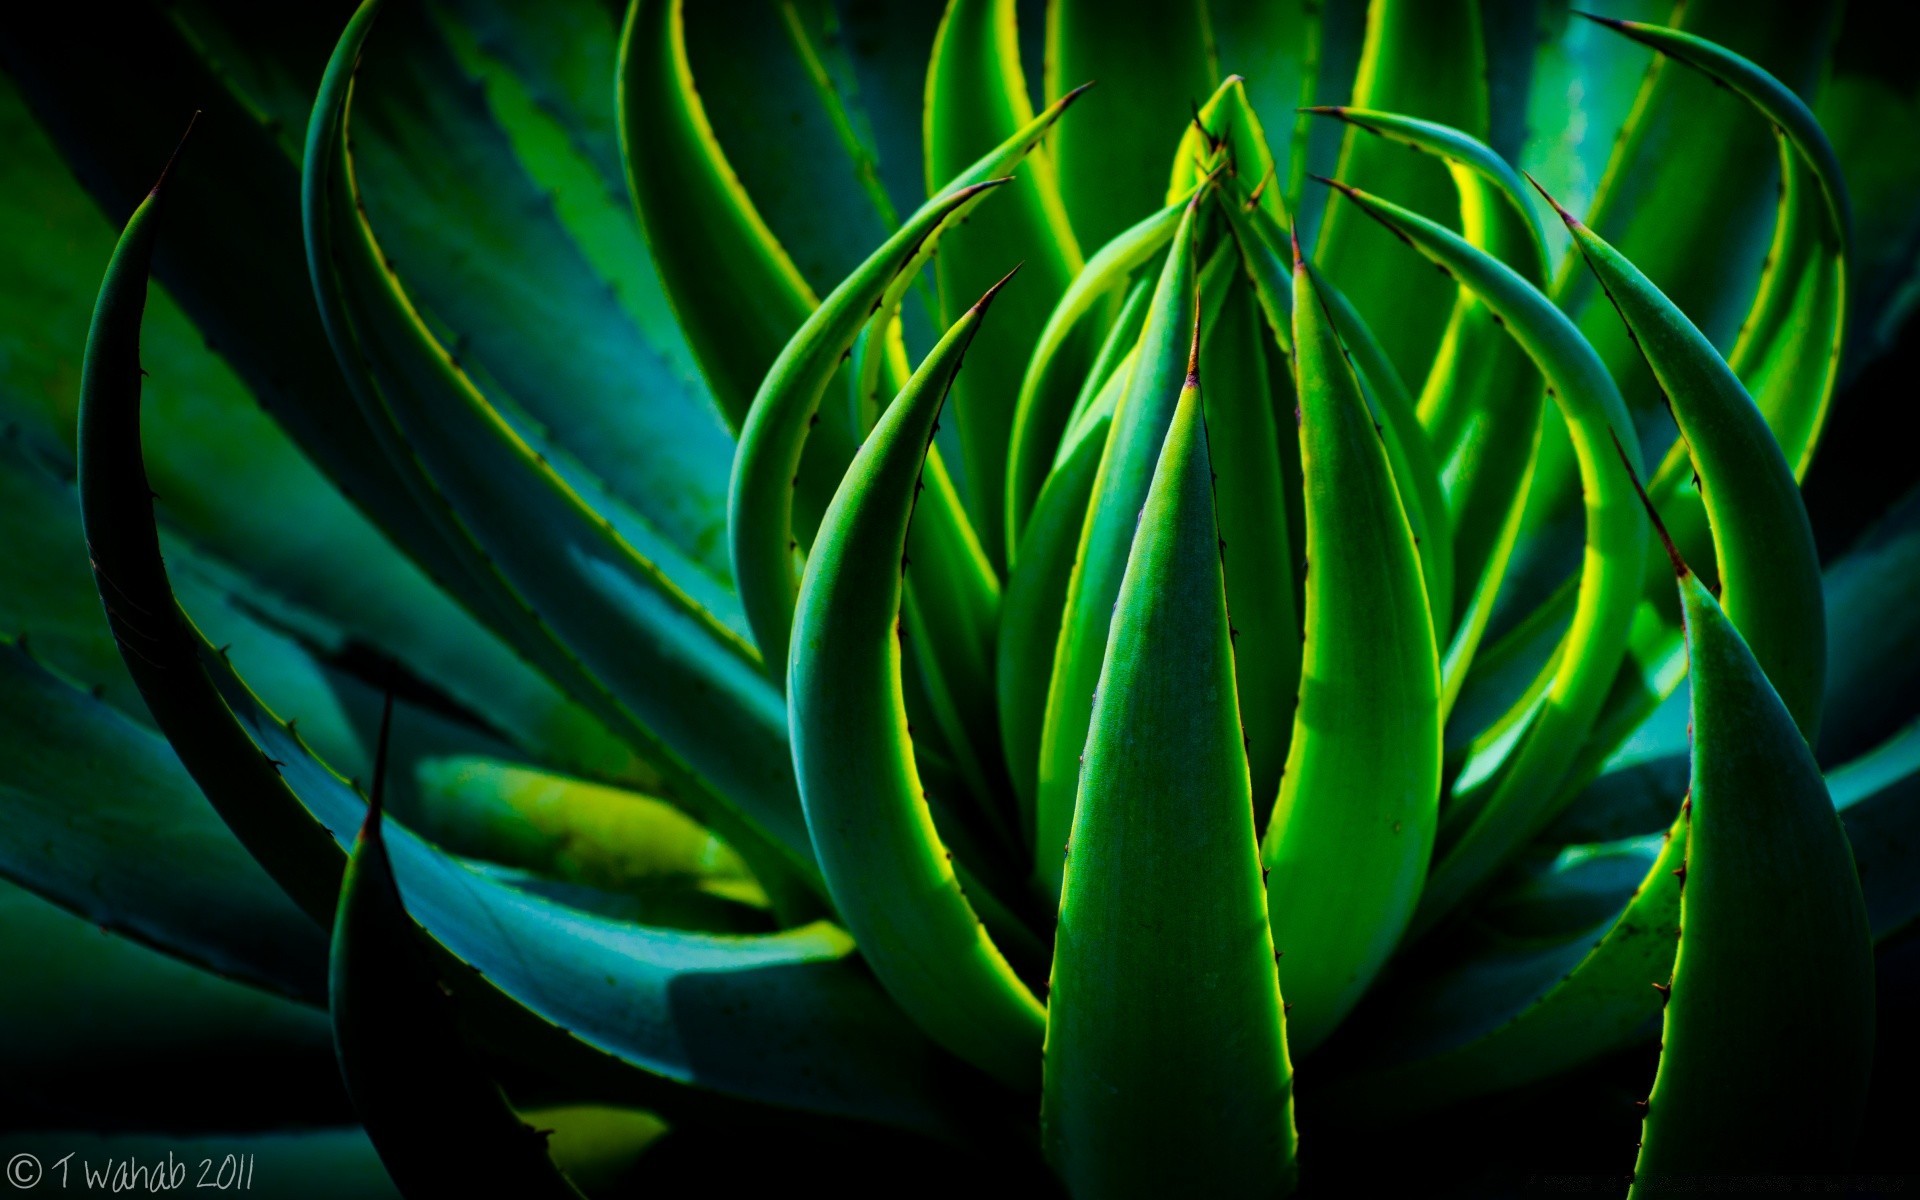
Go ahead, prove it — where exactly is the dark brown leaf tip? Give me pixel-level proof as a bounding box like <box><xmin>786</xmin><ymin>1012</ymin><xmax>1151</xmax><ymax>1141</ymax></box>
<box><xmin>151</xmin><ymin>110</ymin><xmax>203</xmax><ymax>197</ymax></box>
<box><xmin>1289</xmin><ymin>225</ymin><xmax>1305</xmax><ymax>272</ymax></box>
<box><xmin>1522</xmin><ymin>169</ymin><xmax>1583</xmax><ymax>230</ymax></box>
<box><xmin>1609</xmin><ymin>427</ymin><xmax>1688</xmax><ymax>578</ymax></box>
<box><xmin>1185</xmin><ymin>292</ymin><xmax>1203</xmax><ymax>388</ymax></box>
<box><xmin>1055</xmin><ymin>81</ymin><xmax>1098</xmax><ymax>113</ymax></box>
<box><xmin>1572</xmin><ymin>10</ymin><xmax>1629</xmax><ymax>31</ymax></box>
<box><xmin>973</xmin><ymin>262</ymin><xmax>1024</xmax><ymax>314</ymax></box>
<box><xmin>1307</xmin><ymin>172</ymin><xmax>1363</xmax><ymax>205</ymax></box>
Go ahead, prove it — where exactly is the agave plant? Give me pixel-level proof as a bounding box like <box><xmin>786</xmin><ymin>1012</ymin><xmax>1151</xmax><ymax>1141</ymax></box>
<box><xmin>2</xmin><ymin>0</ymin><xmax>1918</xmax><ymax>1194</ymax></box>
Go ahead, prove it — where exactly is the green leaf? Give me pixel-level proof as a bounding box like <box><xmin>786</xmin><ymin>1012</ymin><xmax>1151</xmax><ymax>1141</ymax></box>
<box><xmin>728</xmin><ymin>179</ymin><xmax>1007</xmax><ymax>679</ymax></box>
<box><xmin>925</xmin><ymin>0</ymin><xmax>1084</xmax><ymax>566</ymax></box>
<box><xmin>348</xmin><ymin>3</ymin><xmax>739</xmax><ymax>605</ymax></box>
<box><xmin>1589</xmin><ymin>15</ymin><xmax>1850</xmax><ymax>481</ymax></box>
<box><xmin>1043</xmin><ymin>0</ymin><xmax>1216</xmax><ymax>250</ymax></box>
<box><xmin>1631</xmin><ymin>547</ymin><xmax>1873</xmax><ymax>1184</ymax></box>
<box><xmin>1204</xmin><ymin>273</ymin><xmax>1303</xmax><ymax>813</ymax></box>
<box><xmin>306</xmin><ymin>2</ymin><xmax>819</xmax><ymax>907</ymax></box>
<box><xmin>997</xmin><ymin>403</ymin><xmax>1112</xmax><ymax>836</ymax></box>
<box><xmin>1219</xmin><ymin>194</ymin><xmax>1449</xmax><ymax>644</ymax></box>
<box><xmin>616</xmin><ymin>0</ymin><xmax>816</xmax><ymax>430</ymax></box>
<box><xmin>1042</xmin><ymin>373</ymin><xmax>1296</xmax><ymax>1196</ymax></box>
<box><xmin>1517</xmin><ymin>3</ymin><xmax>1839</xmax><ymax>619</ymax></box>
<box><xmin>1318</xmin><ymin>816</ymin><xmax>1684</xmax><ymax>1124</ymax></box>
<box><xmin>0</xmin><ymin>645</ymin><xmax>326</xmax><ymax>1002</ymax></box>
<box><xmin>330</xmin><ymin>726</ymin><xmax>587</xmax><ymax>1199</ymax></box>
<box><xmin>82</xmin><ymin>178</ymin><xmax>349</xmax><ymax>928</ymax></box>
<box><xmin>0</xmin><ymin>3</ymin><xmax>481</xmax><ymax>611</ymax></box>
<box><xmin>1304</xmin><ymin>107</ymin><xmax>1550</xmax><ymax>704</ymax></box>
<box><xmin>1208</xmin><ymin>0</ymin><xmax>1327</xmax><ymax>215</ymax></box>
<box><xmin>1551</xmin><ymin>186</ymin><xmax>1825</xmax><ymax>739</ymax></box>
<box><xmin>1033</xmin><ymin>194</ymin><xmax>1206</xmax><ymax>905</ymax></box>
<box><xmin>1265</xmin><ymin>251</ymin><xmax>1439</xmax><ymax>1054</ymax></box>
<box><xmin>789</xmin><ymin>279</ymin><xmax>1045</xmax><ymax>1090</ymax></box>
<box><xmin>78</xmin><ymin>154</ymin><xmax>957</xmax><ymax>1134</ymax></box>
<box><xmin>680</xmin><ymin>0</ymin><xmax>901</xmax><ymax>299</ymax></box>
<box><xmin>1007</xmin><ymin>197</ymin><xmax>1188</xmax><ymax>551</ymax></box>
<box><xmin>410</xmin><ymin>757</ymin><xmax>757</xmax><ymax>900</ymax></box>
<box><xmin>1313</xmin><ymin>0</ymin><xmax>1489</xmax><ymax>386</ymax></box>
<box><xmin>1168</xmin><ymin>76</ymin><xmax>1288</xmax><ymax>229</ymax></box>
<box><xmin>1312</xmin><ymin>182</ymin><xmax>1646</xmax><ymax>934</ymax></box>
<box><xmin>1299</xmin><ymin>248</ymin><xmax>1454</xmax><ymax>647</ymax></box>
<box><xmin>0</xmin><ymin>74</ymin><xmax>643</xmax><ymax>786</ymax></box>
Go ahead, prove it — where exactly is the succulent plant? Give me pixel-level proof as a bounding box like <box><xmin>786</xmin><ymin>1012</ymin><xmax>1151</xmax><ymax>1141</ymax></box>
<box><xmin>2</xmin><ymin>0</ymin><xmax>1918</xmax><ymax>1195</ymax></box>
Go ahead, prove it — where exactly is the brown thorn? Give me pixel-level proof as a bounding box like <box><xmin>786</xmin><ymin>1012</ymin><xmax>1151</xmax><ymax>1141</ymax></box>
<box><xmin>972</xmin><ymin>262</ymin><xmax>1024</xmax><ymax>314</ymax></box>
<box><xmin>1607</xmin><ymin>427</ymin><xmax>1688</xmax><ymax>578</ymax></box>
<box><xmin>152</xmin><ymin>109</ymin><xmax>203</xmax><ymax>197</ymax></box>
<box><xmin>1521</xmin><ymin>169</ymin><xmax>1581</xmax><ymax>229</ymax></box>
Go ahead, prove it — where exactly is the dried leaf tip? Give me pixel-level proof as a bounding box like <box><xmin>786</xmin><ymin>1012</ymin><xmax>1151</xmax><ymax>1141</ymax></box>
<box><xmin>1244</xmin><ymin>161</ymin><xmax>1276</xmax><ymax>210</ymax></box>
<box><xmin>1054</xmin><ymin>80</ymin><xmax>1098</xmax><ymax>113</ymax></box>
<box><xmin>973</xmin><ymin>262</ymin><xmax>1024</xmax><ymax>314</ymax></box>
<box><xmin>1306</xmin><ymin>172</ymin><xmax>1361</xmax><ymax>204</ymax></box>
<box><xmin>151</xmin><ymin>109</ymin><xmax>203</xmax><ymax>197</ymax></box>
<box><xmin>1185</xmin><ymin>293</ymin><xmax>1203</xmax><ymax>388</ymax></box>
<box><xmin>1609</xmin><ymin>427</ymin><xmax>1688</xmax><ymax>578</ymax></box>
<box><xmin>1289</xmin><ymin>225</ymin><xmax>1305</xmax><ymax>272</ymax></box>
<box><xmin>1522</xmin><ymin>170</ymin><xmax>1582</xmax><ymax>230</ymax></box>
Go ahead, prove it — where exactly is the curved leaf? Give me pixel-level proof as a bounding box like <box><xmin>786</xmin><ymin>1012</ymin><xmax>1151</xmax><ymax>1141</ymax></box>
<box><xmin>0</xmin><ymin>644</ymin><xmax>327</xmax><ymax>1002</ymax></box>
<box><xmin>1310</xmin><ymin>182</ymin><xmax>1646</xmax><ymax>934</ymax></box>
<box><xmin>1585</xmin><ymin>14</ymin><xmax>1849</xmax><ymax>479</ymax></box>
<box><xmin>1043</xmin><ymin>0</ymin><xmax>1214</xmax><ymax>251</ymax></box>
<box><xmin>789</xmin><ymin>280</ymin><xmax>1045</xmax><ymax>1090</ymax></box>
<box><xmin>1631</xmin><ymin>540</ymin><xmax>1872</xmax><ymax>1185</ymax></box>
<box><xmin>728</xmin><ymin>178</ymin><xmax>1006</xmax><ymax>677</ymax></box>
<box><xmin>306</xmin><ymin>2</ymin><xmax>819</xmax><ymax>905</ymax></box>
<box><xmin>1033</xmin><ymin>193</ymin><xmax>1207</xmax><ymax>904</ymax></box>
<box><xmin>1007</xmin><ymin>198</ymin><xmax>1187</xmax><ymax>550</ymax></box>
<box><xmin>78</xmin><ymin>153</ymin><xmax>957</xmax><ymax>1135</ymax></box>
<box><xmin>1042</xmin><ymin>375</ymin><xmax>1296</xmax><ymax>1196</ymax></box>
<box><xmin>331</xmin><ymin>725</ymin><xmax>585</xmax><ymax>1199</ymax></box>
<box><xmin>1320</xmin><ymin>816</ymin><xmax>1684</xmax><ymax>1124</ymax></box>
<box><xmin>1265</xmin><ymin>250</ymin><xmax>1439</xmax><ymax>1053</ymax></box>
<box><xmin>408</xmin><ymin>757</ymin><xmax>761</xmax><ymax>906</ymax></box>
<box><xmin>925</xmin><ymin>0</ymin><xmax>1084</xmax><ymax>566</ymax></box>
<box><xmin>617</xmin><ymin>0</ymin><xmax>816</xmax><ymax>430</ymax></box>
<box><xmin>1312</xmin><ymin>0</ymin><xmax>1489</xmax><ymax>385</ymax></box>
<box><xmin>1550</xmin><ymin>184</ymin><xmax>1825</xmax><ymax>739</ymax></box>
<box><xmin>1205</xmin><ymin>272</ymin><xmax>1303</xmax><ymax>812</ymax></box>
<box><xmin>997</xmin><ymin>406</ymin><xmax>1110</xmax><ymax>832</ymax></box>
<box><xmin>1305</xmin><ymin>106</ymin><xmax>1549</xmax><ymax>695</ymax></box>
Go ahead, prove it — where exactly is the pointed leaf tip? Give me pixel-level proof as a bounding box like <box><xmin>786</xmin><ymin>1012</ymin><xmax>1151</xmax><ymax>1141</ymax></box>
<box><xmin>151</xmin><ymin>109</ymin><xmax>202</xmax><ymax>197</ymax></box>
<box><xmin>361</xmin><ymin>687</ymin><xmax>397</xmax><ymax>838</ymax></box>
<box><xmin>1608</xmin><ymin>428</ymin><xmax>1688</xmax><ymax>579</ymax></box>
<box><xmin>1289</xmin><ymin>226</ymin><xmax>1305</xmax><ymax>271</ymax></box>
<box><xmin>1571</xmin><ymin>10</ymin><xmax>1625</xmax><ymax>30</ymax></box>
<box><xmin>974</xmin><ymin>262</ymin><xmax>1024</xmax><ymax>313</ymax></box>
<box><xmin>1185</xmin><ymin>298</ymin><xmax>1202</xmax><ymax>386</ymax></box>
<box><xmin>1522</xmin><ymin>170</ymin><xmax>1581</xmax><ymax>228</ymax></box>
